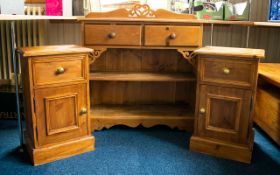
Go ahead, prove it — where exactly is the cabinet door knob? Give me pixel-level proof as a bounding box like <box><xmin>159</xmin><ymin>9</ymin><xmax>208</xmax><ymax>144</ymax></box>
<box><xmin>200</xmin><ymin>108</ymin><xmax>206</xmax><ymax>114</ymax></box>
<box><xmin>56</xmin><ymin>67</ymin><xmax>65</xmax><ymax>74</ymax></box>
<box><xmin>80</xmin><ymin>107</ymin><xmax>87</xmax><ymax>115</ymax></box>
<box><xmin>108</xmin><ymin>32</ymin><xmax>116</xmax><ymax>39</ymax></box>
<box><xmin>223</xmin><ymin>68</ymin><xmax>230</xmax><ymax>74</ymax></box>
<box><xmin>169</xmin><ymin>32</ymin><xmax>177</xmax><ymax>39</ymax></box>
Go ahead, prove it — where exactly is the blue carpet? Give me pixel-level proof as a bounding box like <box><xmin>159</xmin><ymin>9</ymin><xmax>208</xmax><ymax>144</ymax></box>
<box><xmin>0</xmin><ymin>120</ymin><xmax>280</xmax><ymax>175</ymax></box>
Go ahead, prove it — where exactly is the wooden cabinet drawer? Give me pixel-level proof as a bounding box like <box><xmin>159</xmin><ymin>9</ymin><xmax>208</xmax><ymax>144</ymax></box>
<box><xmin>32</xmin><ymin>55</ymin><xmax>86</xmax><ymax>87</ymax></box>
<box><xmin>84</xmin><ymin>24</ymin><xmax>141</xmax><ymax>46</ymax></box>
<box><xmin>200</xmin><ymin>58</ymin><xmax>257</xmax><ymax>87</ymax></box>
<box><xmin>144</xmin><ymin>25</ymin><xmax>202</xmax><ymax>47</ymax></box>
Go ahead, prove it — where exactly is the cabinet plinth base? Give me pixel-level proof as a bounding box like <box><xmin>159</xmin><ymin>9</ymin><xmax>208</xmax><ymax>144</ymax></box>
<box><xmin>91</xmin><ymin>117</ymin><xmax>194</xmax><ymax>131</ymax></box>
<box><xmin>90</xmin><ymin>105</ymin><xmax>195</xmax><ymax>131</ymax></box>
<box><xmin>189</xmin><ymin>136</ymin><xmax>253</xmax><ymax>164</ymax></box>
<box><xmin>25</xmin><ymin>135</ymin><xmax>95</xmax><ymax>166</ymax></box>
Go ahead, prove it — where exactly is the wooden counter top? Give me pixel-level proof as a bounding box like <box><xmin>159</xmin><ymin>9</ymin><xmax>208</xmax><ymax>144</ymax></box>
<box><xmin>194</xmin><ymin>46</ymin><xmax>265</xmax><ymax>59</ymax></box>
<box><xmin>258</xmin><ymin>63</ymin><xmax>280</xmax><ymax>88</ymax></box>
<box><xmin>18</xmin><ymin>45</ymin><xmax>93</xmax><ymax>57</ymax></box>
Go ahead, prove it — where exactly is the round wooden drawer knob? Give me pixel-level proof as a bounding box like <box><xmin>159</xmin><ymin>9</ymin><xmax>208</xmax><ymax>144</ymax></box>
<box><xmin>200</xmin><ymin>108</ymin><xmax>206</xmax><ymax>114</ymax></box>
<box><xmin>169</xmin><ymin>33</ymin><xmax>177</xmax><ymax>39</ymax></box>
<box><xmin>80</xmin><ymin>107</ymin><xmax>88</xmax><ymax>115</ymax></box>
<box><xmin>223</xmin><ymin>68</ymin><xmax>230</xmax><ymax>74</ymax></box>
<box><xmin>56</xmin><ymin>67</ymin><xmax>65</xmax><ymax>74</ymax></box>
<box><xmin>108</xmin><ymin>32</ymin><xmax>116</xmax><ymax>39</ymax></box>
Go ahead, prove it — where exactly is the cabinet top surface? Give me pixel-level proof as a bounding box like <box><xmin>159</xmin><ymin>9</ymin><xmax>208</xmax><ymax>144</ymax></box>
<box><xmin>258</xmin><ymin>63</ymin><xmax>280</xmax><ymax>88</ymax></box>
<box><xmin>18</xmin><ymin>45</ymin><xmax>93</xmax><ymax>57</ymax></box>
<box><xmin>194</xmin><ymin>46</ymin><xmax>265</xmax><ymax>59</ymax></box>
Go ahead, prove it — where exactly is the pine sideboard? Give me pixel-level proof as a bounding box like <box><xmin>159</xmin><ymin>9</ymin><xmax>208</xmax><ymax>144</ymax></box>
<box><xmin>80</xmin><ymin>4</ymin><xmax>203</xmax><ymax>131</ymax></box>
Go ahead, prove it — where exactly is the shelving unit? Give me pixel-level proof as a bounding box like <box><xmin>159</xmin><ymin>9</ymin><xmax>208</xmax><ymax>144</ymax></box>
<box><xmin>89</xmin><ymin>48</ymin><xmax>196</xmax><ymax>131</ymax></box>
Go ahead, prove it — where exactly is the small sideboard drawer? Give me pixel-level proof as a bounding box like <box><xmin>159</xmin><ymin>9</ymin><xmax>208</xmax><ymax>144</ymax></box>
<box><xmin>200</xmin><ymin>58</ymin><xmax>257</xmax><ymax>87</ymax></box>
<box><xmin>32</xmin><ymin>55</ymin><xmax>86</xmax><ymax>87</ymax></box>
<box><xmin>84</xmin><ymin>24</ymin><xmax>141</xmax><ymax>46</ymax></box>
<box><xmin>144</xmin><ymin>25</ymin><xmax>202</xmax><ymax>47</ymax></box>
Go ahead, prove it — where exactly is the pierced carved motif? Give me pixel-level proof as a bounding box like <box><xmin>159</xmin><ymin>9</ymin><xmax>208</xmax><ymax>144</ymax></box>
<box><xmin>128</xmin><ymin>4</ymin><xmax>155</xmax><ymax>18</ymax></box>
<box><xmin>85</xmin><ymin>4</ymin><xmax>196</xmax><ymax>19</ymax></box>
<box><xmin>89</xmin><ymin>48</ymin><xmax>107</xmax><ymax>64</ymax></box>
<box><xmin>177</xmin><ymin>49</ymin><xmax>196</xmax><ymax>66</ymax></box>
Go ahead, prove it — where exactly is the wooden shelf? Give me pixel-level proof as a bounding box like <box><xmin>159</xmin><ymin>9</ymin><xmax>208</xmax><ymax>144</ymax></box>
<box><xmin>202</xmin><ymin>20</ymin><xmax>253</xmax><ymax>26</ymax></box>
<box><xmin>0</xmin><ymin>14</ymin><xmax>81</xmax><ymax>21</ymax></box>
<box><xmin>90</xmin><ymin>72</ymin><xmax>196</xmax><ymax>82</ymax></box>
<box><xmin>254</xmin><ymin>22</ymin><xmax>280</xmax><ymax>28</ymax></box>
<box><xmin>90</xmin><ymin>104</ymin><xmax>194</xmax><ymax>130</ymax></box>
<box><xmin>2</xmin><ymin>14</ymin><xmax>280</xmax><ymax>28</ymax></box>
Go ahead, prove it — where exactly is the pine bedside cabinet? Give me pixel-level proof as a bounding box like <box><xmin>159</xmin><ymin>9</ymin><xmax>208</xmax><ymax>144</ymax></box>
<box><xmin>189</xmin><ymin>46</ymin><xmax>265</xmax><ymax>163</ymax></box>
<box><xmin>18</xmin><ymin>45</ymin><xmax>95</xmax><ymax>165</ymax></box>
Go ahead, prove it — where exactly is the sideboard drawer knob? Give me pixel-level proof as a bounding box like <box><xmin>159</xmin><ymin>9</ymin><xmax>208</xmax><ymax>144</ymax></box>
<box><xmin>169</xmin><ymin>32</ymin><xmax>177</xmax><ymax>39</ymax></box>
<box><xmin>108</xmin><ymin>32</ymin><xmax>117</xmax><ymax>39</ymax></box>
<box><xmin>80</xmin><ymin>107</ymin><xmax>88</xmax><ymax>115</ymax></box>
<box><xmin>200</xmin><ymin>108</ymin><xmax>206</xmax><ymax>114</ymax></box>
<box><xmin>223</xmin><ymin>68</ymin><xmax>230</xmax><ymax>74</ymax></box>
<box><xmin>56</xmin><ymin>67</ymin><xmax>65</xmax><ymax>74</ymax></box>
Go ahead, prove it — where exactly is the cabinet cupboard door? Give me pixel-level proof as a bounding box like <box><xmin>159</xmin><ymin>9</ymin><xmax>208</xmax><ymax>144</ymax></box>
<box><xmin>196</xmin><ymin>85</ymin><xmax>252</xmax><ymax>144</ymax></box>
<box><xmin>34</xmin><ymin>84</ymin><xmax>89</xmax><ymax>146</ymax></box>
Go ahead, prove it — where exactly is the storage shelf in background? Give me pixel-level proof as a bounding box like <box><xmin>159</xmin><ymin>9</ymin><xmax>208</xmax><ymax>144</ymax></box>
<box><xmin>202</xmin><ymin>20</ymin><xmax>253</xmax><ymax>26</ymax></box>
<box><xmin>90</xmin><ymin>104</ymin><xmax>194</xmax><ymax>131</ymax></box>
<box><xmin>0</xmin><ymin>14</ymin><xmax>81</xmax><ymax>21</ymax></box>
<box><xmin>2</xmin><ymin>15</ymin><xmax>280</xmax><ymax>28</ymax></box>
<box><xmin>254</xmin><ymin>22</ymin><xmax>280</xmax><ymax>27</ymax></box>
<box><xmin>90</xmin><ymin>72</ymin><xmax>196</xmax><ymax>82</ymax></box>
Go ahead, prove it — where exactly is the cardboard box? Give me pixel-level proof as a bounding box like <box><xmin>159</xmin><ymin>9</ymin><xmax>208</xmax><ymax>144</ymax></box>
<box><xmin>194</xmin><ymin>0</ymin><xmax>224</xmax><ymax>20</ymax></box>
<box><xmin>224</xmin><ymin>1</ymin><xmax>250</xmax><ymax>21</ymax></box>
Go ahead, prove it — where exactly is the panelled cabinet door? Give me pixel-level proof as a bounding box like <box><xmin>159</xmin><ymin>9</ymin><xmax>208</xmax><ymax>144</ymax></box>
<box><xmin>197</xmin><ymin>85</ymin><xmax>252</xmax><ymax>144</ymax></box>
<box><xmin>34</xmin><ymin>84</ymin><xmax>89</xmax><ymax>146</ymax></box>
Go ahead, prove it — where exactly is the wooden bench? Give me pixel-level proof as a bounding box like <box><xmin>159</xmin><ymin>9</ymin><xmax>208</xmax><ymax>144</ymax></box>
<box><xmin>254</xmin><ymin>63</ymin><xmax>280</xmax><ymax>146</ymax></box>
